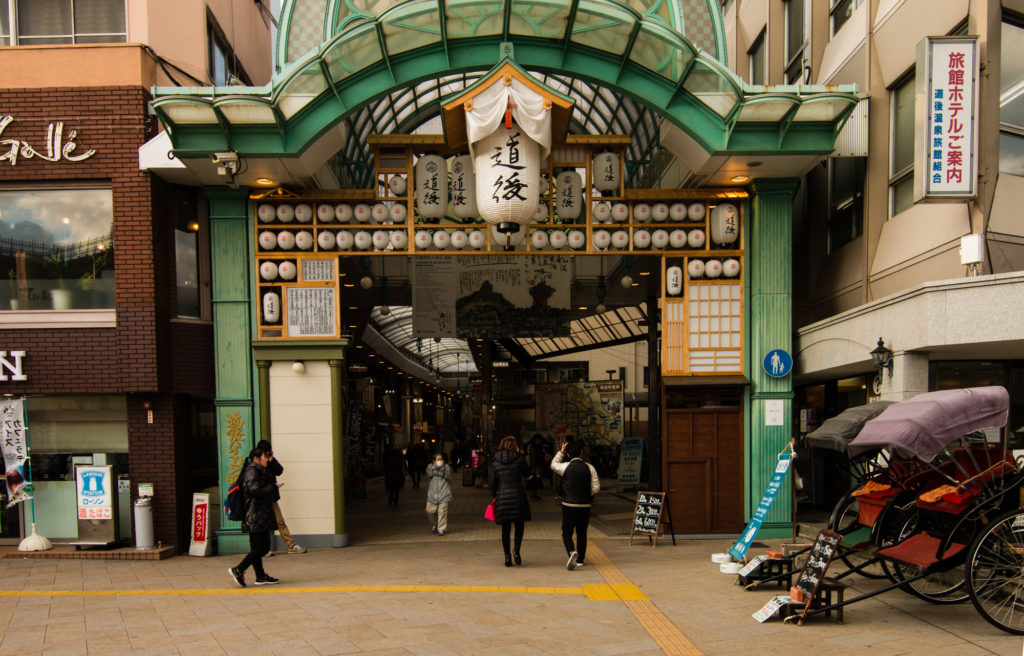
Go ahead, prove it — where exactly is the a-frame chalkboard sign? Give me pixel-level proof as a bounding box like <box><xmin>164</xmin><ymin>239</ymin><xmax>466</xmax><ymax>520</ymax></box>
<box><xmin>786</xmin><ymin>529</ymin><xmax>841</xmax><ymax>625</ymax></box>
<box><xmin>629</xmin><ymin>491</ymin><xmax>676</xmax><ymax>547</ymax></box>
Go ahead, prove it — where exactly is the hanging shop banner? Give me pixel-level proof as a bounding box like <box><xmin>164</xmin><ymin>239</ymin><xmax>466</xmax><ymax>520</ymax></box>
<box><xmin>915</xmin><ymin>36</ymin><xmax>979</xmax><ymax>201</ymax></box>
<box><xmin>188</xmin><ymin>493</ymin><xmax>212</xmax><ymax>557</ymax></box>
<box><xmin>0</xmin><ymin>398</ymin><xmax>31</xmax><ymax>507</ymax></box>
<box><xmin>728</xmin><ymin>452</ymin><xmax>793</xmax><ymax>561</ymax></box>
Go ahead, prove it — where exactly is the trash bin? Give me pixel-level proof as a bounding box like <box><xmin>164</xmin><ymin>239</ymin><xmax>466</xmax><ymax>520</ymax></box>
<box><xmin>134</xmin><ymin>497</ymin><xmax>154</xmax><ymax>550</ymax></box>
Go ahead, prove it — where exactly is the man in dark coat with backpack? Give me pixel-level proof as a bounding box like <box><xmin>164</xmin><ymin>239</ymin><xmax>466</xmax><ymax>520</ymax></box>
<box><xmin>550</xmin><ymin>440</ymin><xmax>600</xmax><ymax>570</ymax></box>
<box><xmin>228</xmin><ymin>442</ymin><xmax>282</xmax><ymax>587</ymax></box>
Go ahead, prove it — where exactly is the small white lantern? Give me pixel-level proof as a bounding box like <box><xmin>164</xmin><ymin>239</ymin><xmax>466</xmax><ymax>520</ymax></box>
<box><xmin>705</xmin><ymin>259</ymin><xmax>723</xmax><ymax>278</ymax></box>
<box><xmin>415</xmin><ymin>154</ymin><xmax>448</xmax><ymax>220</ymax></box>
<box><xmin>294</xmin><ymin>230</ymin><xmax>314</xmax><ymax>250</ymax></box>
<box><xmin>451</xmin><ymin>155</ymin><xmax>478</xmax><ymax>219</ymax></box>
<box><xmin>263</xmin><ymin>292</ymin><xmax>281</xmax><ymax>323</ymax></box>
<box><xmin>390</xmin><ymin>230</ymin><xmax>409</xmax><ymax>250</ymax></box>
<box><xmin>687</xmin><ymin>259</ymin><xmax>705</xmax><ymax>279</ymax></box>
<box><xmin>335</xmin><ymin>204</ymin><xmax>353</xmax><ymax>223</ymax></box>
<box><xmin>490</xmin><ymin>224</ymin><xmax>526</xmax><ymax>248</ymax></box>
<box><xmin>389</xmin><ymin>203</ymin><xmax>408</xmax><ymax>223</ymax></box>
<box><xmin>593</xmin><ymin>230</ymin><xmax>611</xmax><ymax>250</ymax></box>
<box><xmin>388</xmin><ymin>174</ymin><xmax>407</xmax><ymax>197</ymax></box>
<box><xmin>276</xmin><ymin>204</ymin><xmax>295</xmax><ymax>223</ymax></box>
<box><xmin>432</xmin><ymin>230</ymin><xmax>451</xmax><ymax>250</ymax></box>
<box><xmin>723</xmin><ymin>258</ymin><xmax>741</xmax><ymax>278</ymax></box>
<box><xmin>534</xmin><ymin>203</ymin><xmax>548</xmax><ymax>223</ymax></box>
<box><xmin>688</xmin><ymin>202</ymin><xmax>706</xmax><ymax>221</ymax></box>
<box><xmin>555</xmin><ymin>170</ymin><xmax>583</xmax><ymax>221</ymax></box>
<box><xmin>476</xmin><ymin>126</ymin><xmax>540</xmax><ymax>231</ymax></box>
<box><xmin>633</xmin><ymin>229</ymin><xmax>651</xmax><ymax>249</ymax></box>
<box><xmin>687</xmin><ymin>229</ymin><xmax>706</xmax><ymax>249</ymax></box>
<box><xmin>611</xmin><ymin>230</ymin><xmax>630</xmax><ymax>249</ymax></box>
<box><xmin>592</xmin><ymin>202</ymin><xmax>611</xmax><ymax>223</ymax></box>
<box><xmin>549</xmin><ymin>230</ymin><xmax>567</xmax><ymax>249</ymax></box>
<box><xmin>278</xmin><ymin>261</ymin><xmax>297</xmax><ymax>281</ymax></box>
<box><xmin>611</xmin><ymin>203</ymin><xmax>629</xmax><ymax>223</ymax></box>
<box><xmin>353</xmin><ymin>204</ymin><xmax>372</xmax><ymax>223</ymax></box>
<box><xmin>450</xmin><ymin>230</ymin><xmax>468</xmax><ymax>250</ymax></box>
<box><xmin>468</xmin><ymin>230</ymin><xmax>486</xmax><ymax>250</ymax></box>
<box><xmin>652</xmin><ymin>203</ymin><xmax>669</xmax><ymax>222</ymax></box>
<box><xmin>294</xmin><ymin>204</ymin><xmax>313</xmax><ymax>223</ymax></box>
<box><xmin>414</xmin><ymin>230</ymin><xmax>433</xmax><ymax>250</ymax></box>
<box><xmin>710</xmin><ymin>203</ymin><xmax>739</xmax><ymax>245</ymax></box>
<box><xmin>530</xmin><ymin>230</ymin><xmax>549</xmax><ymax>250</ymax></box>
<box><xmin>259</xmin><ymin>261</ymin><xmax>279</xmax><ymax>281</ymax></box>
<box><xmin>317</xmin><ymin>204</ymin><xmax>336</xmax><ymax>222</ymax></box>
<box><xmin>669</xmin><ymin>230</ymin><xmax>687</xmax><ymax>249</ymax></box>
<box><xmin>567</xmin><ymin>230</ymin><xmax>586</xmax><ymax>250</ymax></box>
<box><xmin>336</xmin><ymin>231</ymin><xmax>354</xmax><ymax>250</ymax></box>
<box><xmin>258</xmin><ymin>231</ymin><xmax>278</xmax><ymax>250</ymax></box>
<box><xmin>592</xmin><ymin>151</ymin><xmax>620</xmax><ymax>192</ymax></box>
<box><xmin>257</xmin><ymin>204</ymin><xmax>277</xmax><ymax>223</ymax></box>
<box><xmin>372</xmin><ymin>230</ymin><xmax>391</xmax><ymax>250</ymax></box>
<box><xmin>669</xmin><ymin>203</ymin><xmax>688</xmax><ymax>222</ymax></box>
<box><xmin>651</xmin><ymin>229</ymin><xmax>669</xmax><ymax>249</ymax></box>
<box><xmin>666</xmin><ymin>266</ymin><xmax>683</xmax><ymax>296</ymax></box>
<box><xmin>317</xmin><ymin>231</ymin><xmax>336</xmax><ymax>251</ymax></box>
<box><xmin>354</xmin><ymin>230</ymin><xmax>373</xmax><ymax>250</ymax></box>
<box><xmin>633</xmin><ymin>203</ymin><xmax>651</xmax><ymax>223</ymax></box>
<box><xmin>276</xmin><ymin>231</ymin><xmax>295</xmax><ymax>250</ymax></box>
<box><xmin>371</xmin><ymin>203</ymin><xmax>389</xmax><ymax>223</ymax></box>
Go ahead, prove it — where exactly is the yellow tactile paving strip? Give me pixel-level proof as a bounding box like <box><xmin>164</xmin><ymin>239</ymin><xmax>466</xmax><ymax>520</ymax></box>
<box><xmin>588</xmin><ymin>543</ymin><xmax>706</xmax><ymax>656</ymax></box>
<box><xmin>0</xmin><ymin>584</ymin><xmax>585</xmax><ymax>597</ymax></box>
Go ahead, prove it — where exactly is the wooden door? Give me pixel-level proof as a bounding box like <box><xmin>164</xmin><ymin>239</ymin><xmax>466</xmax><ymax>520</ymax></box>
<box><xmin>663</xmin><ymin>405</ymin><xmax>743</xmax><ymax>534</ymax></box>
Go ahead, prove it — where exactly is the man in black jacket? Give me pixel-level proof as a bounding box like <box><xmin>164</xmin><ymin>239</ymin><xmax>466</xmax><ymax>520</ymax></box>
<box><xmin>550</xmin><ymin>440</ymin><xmax>600</xmax><ymax>570</ymax></box>
<box><xmin>255</xmin><ymin>440</ymin><xmax>306</xmax><ymax>555</ymax></box>
<box><xmin>229</xmin><ymin>442</ymin><xmax>282</xmax><ymax>587</ymax></box>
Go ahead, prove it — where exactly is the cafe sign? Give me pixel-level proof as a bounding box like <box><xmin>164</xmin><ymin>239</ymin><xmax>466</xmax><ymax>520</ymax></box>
<box><xmin>0</xmin><ymin>115</ymin><xmax>97</xmax><ymax>166</ymax></box>
<box><xmin>915</xmin><ymin>36</ymin><xmax>979</xmax><ymax>201</ymax></box>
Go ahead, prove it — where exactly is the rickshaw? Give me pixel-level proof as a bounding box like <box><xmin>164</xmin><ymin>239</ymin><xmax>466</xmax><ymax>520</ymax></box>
<box><xmin>798</xmin><ymin>386</ymin><xmax>1024</xmax><ymax>634</ymax></box>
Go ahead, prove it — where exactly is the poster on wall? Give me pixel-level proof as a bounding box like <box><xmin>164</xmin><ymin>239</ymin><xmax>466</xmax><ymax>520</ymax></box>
<box><xmin>0</xmin><ymin>398</ymin><xmax>31</xmax><ymax>507</ymax></box>
<box><xmin>536</xmin><ymin>381</ymin><xmax>624</xmax><ymax>446</ymax></box>
<box><xmin>286</xmin><ymin>287</ymin><xmax>336</xmax><ymax>337</ymax></box>
<box><xmin>412</xmin><ymin>256</ymin><xmax>457</xmax><ymax>338</ymax></box>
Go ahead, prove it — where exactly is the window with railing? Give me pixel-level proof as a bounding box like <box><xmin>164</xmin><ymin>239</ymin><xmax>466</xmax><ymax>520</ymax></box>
<box><xmin>827</xmin><ymin>157</ymin><xmax>866</xmax><ymax>251</ymax></box>
<box><xmin>0</xmin><ymin>187</ymin><xmax>115</xmax><ymax>311</ymax></box>
<box><xmin>785</xmin><ymin>0</ymin><xmax>808</xmax><ymax>84</ymax></box>
<box><xmin>1</xmin><ymin>0</ymin><xmax>126</xmax><ymax>45</ymax></box>
<box><xmin>1000</xmin><ymin>18</ymin><xmax>1024</xmax><ymax>176</ymax></box>
<box><xmin>890</xmin><ymin>74</ymin><xmax>916</xmax><ymax>216</ymax></box>
<box><xmin>749</xmin><ymin>30</ymin><xmax>766</xmax><ymax>85</ymax></box>
<box><xmin>830</xmin><ymin>0</ymin><xmax>863</xmax><ymax>37</ymax></box>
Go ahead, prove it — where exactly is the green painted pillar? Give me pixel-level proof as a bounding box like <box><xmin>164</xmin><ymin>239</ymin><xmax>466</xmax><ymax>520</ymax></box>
<box><xmin>747</xmin><ymin>179</ymin><xmax>798</xmax><ymax>539</ymax></box>
<box><xmin>207</xmin><ymin>187</ymin><xmax>255</xmax><ymax>555</ymax></box>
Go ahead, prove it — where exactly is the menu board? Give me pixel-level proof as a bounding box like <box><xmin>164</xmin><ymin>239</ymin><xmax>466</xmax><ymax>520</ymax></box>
<box><xmin>286</xmin><ymin>287</ymin><xmax>336</xmax><ymax>337</ymax></box>
<box><xmin>630</xmin><ymin>491</ymin><xmax>674</xmax><ymax>547</ymax></box>
<box><xmin>791</xmin><ymin>529</ymin><xmax>841</xmax><ymax>604</ymax></box>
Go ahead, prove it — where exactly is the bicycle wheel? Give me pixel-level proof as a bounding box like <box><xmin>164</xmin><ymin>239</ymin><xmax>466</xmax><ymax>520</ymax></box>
<box><xmin>966</xmin><ymin>508</ymin><xmax>1024</xmax><ymax>635</ymax></box>
<box><xmin>827</xmin><ymin>490</ymin><xmax>889</xmax><ymax>579</ymax></box>
<box><xmin>888</xmin><ymin>512</ymin><xmax>970</xmax><ymax>604</ymax></box>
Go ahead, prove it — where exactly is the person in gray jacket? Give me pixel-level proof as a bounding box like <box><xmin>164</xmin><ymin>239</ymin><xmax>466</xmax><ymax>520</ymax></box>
<box><xmin>425</xmin><ymin>452</ymin><xmax>453</xmax><ymax>535</ymax></box>
<box><xmin>550</xmin><ymin>440</ymin><xmax>600</xmax><ymax>570</ymax></box>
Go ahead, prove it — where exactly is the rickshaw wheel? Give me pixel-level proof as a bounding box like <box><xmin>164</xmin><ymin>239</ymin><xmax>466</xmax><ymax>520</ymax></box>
<box><xmin>966</xmin><ymin>508</ymin><xmax>1024</xmax><ymax>635</ymax></box>
<box><xmin>828</xmin><ymin>490</ymin><xmax>890</xmax><ymax>579</ymax></box>
<box><xmin>889</xmin><ymin>512</ymin><xmax>970</xmax><ymax>604</ymax></box>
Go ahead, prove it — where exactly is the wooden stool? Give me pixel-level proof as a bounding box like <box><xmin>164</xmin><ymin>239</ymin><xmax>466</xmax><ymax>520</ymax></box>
<box><xmin>808</xmin><ymin>578</ymin><xmax>850</xmax><ymax>624</ymax></box>
<box><xmin>738</xmin><ymin>557</ymin><xmax>794</xmax><ymax>589</ymax></box>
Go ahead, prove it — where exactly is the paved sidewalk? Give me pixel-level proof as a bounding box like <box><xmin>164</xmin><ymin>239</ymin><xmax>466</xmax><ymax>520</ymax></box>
<box><xmin>0</xmin><ymin>479</ymin><xmax>1020</xmax><ymax>655</ymax></box>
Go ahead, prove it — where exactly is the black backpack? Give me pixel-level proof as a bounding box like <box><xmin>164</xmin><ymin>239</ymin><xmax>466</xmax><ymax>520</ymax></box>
<box><xmin>224</xmin><ymin>463</ymin><xmax>248</xmax><ymax>522</ymax></box>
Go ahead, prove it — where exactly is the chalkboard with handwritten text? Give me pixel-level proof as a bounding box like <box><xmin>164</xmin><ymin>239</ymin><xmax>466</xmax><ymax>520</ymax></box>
<box><xmin>791</xmin><ymin>529</ymin><xmax>841</xmax><ymax>617</ymax></box>
<box><xmin>629</xmin><ymin>491</ymin><xmax>675</xmax><ymax>547</ymax></box>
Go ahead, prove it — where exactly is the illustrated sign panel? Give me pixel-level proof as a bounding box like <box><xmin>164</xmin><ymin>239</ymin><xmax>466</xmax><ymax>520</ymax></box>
<box><xmin>535</xmin><ymin>380</ymin><xmax>624</xmax><ymax>446</ymax></box>
<box><xmin>286</xmin><ymin>287</ymin><xmax>336</xmax><ymax>337</ymax></box>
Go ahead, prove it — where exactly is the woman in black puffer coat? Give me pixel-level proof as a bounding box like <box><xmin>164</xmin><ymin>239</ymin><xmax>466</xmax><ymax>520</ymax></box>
<box><xmin>228</xmin><ymin>442</ymin><xmax>282</xmax><ymax>587</ymax></box>
<box><xmin>489</xmin><ymin>435</ymin><xmax>532</xmax><ymax>567</ymax></box>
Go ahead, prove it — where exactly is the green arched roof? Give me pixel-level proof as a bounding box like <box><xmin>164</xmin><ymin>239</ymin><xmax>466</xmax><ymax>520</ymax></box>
<box><xmin>151</xmin><ymin>0</ymin><xmax>857</xmax><ymax>187</ymax></box>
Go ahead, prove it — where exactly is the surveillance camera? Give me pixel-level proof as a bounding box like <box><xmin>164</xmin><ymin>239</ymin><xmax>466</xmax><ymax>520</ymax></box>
<box><xmin>210</xmin><ymin>151</ymin><xmax>238</xmax><ymax>165</ymax></box>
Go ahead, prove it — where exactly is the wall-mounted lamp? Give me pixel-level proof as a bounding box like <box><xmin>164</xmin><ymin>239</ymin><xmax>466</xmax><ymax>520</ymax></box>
<box><xmin>142</xmin><ymin>401</ymin><xmax>154</xmax><ymax>424</ymax></box>
<box><xmin>292</xmin><ymin>360</ymin><xmax>306</xmax><ymax>374</ymax></box>
<box><xmin>870</xmin><ymin>338</ymin><xmax>893</xmax><ymax>378</ymax></box>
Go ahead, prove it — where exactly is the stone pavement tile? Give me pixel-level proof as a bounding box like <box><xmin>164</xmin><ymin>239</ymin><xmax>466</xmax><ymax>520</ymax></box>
<box><xmin>40</xmin><ymin>645</ymin><xmax>87</xmax><ymax>656</ymax></box>
<box><xmin>303</xmin><ymin>631</ymin><xmax>362</xmax><ymax>655</ymax></box>
<box><xmin>84</xmin><ymin>629</ymin><xmax>132</xmax><ymax>653</ymax></box>
<box><xmin>0</xmin><ymin>625</ymin><xmax>46</xmax><ymax>649</ymax></box>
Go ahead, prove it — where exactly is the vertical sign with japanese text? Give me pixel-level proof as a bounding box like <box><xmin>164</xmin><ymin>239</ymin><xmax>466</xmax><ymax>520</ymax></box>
<box><xmin>0</xmin><ymin>398</ymin><xmax>30</xmax><ymax>507</ymax></box>
<box><xmin>916</xmin><ymin>36</ymin><xmax>979</xmax><ymax>201</ymax></box>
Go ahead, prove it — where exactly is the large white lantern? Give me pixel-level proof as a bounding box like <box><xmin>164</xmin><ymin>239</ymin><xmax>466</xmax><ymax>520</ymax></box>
<box><xmin>555</xmin><ymin>170</ymin><xmax>583</xmax><ymax>221</ymax></box>
<box><xmin>476</xmin><ymin>125</ymin><xmax>540</xmax><ymax>234</ymax></box>
<box><xmin>450</xmin><ymin>155</ymin><xmax>478</xmax><ymax>219</ymax></box>
<box><xmin>709</xmin><ymin>203</ymin><xmax>740</xmax><ymax>245</ymax></box>
<box><xmin>415</xmin><ymin>154</ymin><xmax>448</xmax><ymax>220</ymax></box>
<box><xmin>592</xmin><ymin>151</ymin><xmax>620</xmax><ymax>193</ymax></box>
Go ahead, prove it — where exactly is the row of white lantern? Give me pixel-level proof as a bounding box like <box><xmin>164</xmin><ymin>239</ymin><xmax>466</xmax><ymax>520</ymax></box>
<box><xmin>258</xmin><ymin>259</ymin><xmax>298</xmax><ymax>282</ymax></box>
<box><xmin>590</xmin><ymin>201</ymin><xmax>707</xmax><ymax>224</ymax></box>
<box><xmin>665</xmin><ymin>259</ymin><xmax>742</xmax><ymax>294</ymax></box>
<box><xmin>257</xmin><ymin>202</ymin><xmax>410</xmax><ymax>225</ymax></box>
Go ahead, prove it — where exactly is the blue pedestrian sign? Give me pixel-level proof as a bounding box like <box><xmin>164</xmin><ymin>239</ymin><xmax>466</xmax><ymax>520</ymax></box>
<box><xmin>763</xmin><ymin>349</ymin><xmax>793</xmax><ymax>378</ymax></box>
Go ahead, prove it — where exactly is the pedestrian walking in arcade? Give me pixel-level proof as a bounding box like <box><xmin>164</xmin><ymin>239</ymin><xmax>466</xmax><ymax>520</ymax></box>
<box><xmin>550</xmin><ymin>440</ymin><xmax>600</xmax><ymax>570</ymax></box>
<box><xmin>425</xmin><ymin>452</ymin><xmax>453</xmax><ymax>535</ymax></box>
<box><xmin>228</xmin><ymin>442</ymin><xmax>282</xmax><ymax>587</ymax></box>
<box><xmin>384</xmin><ymin>443</ymin><xmax>406</xmax><ymax>506</ymax></box>
<box><xmin>489</xmin><ymin>435</ymin><xmax>532</xmax><ymax>567</ymax></box>
<box><xmin>254</xmin><ymin>440</ymin><xmax>306</xmax><ymax>555</ymax></box>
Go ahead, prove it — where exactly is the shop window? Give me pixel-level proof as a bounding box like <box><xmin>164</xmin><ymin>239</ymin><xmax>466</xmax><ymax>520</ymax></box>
<box><xmin>208</xmin><ymin>13</ymin><xmax>251</xmax><ymax>86</ymax></box>
<box><xmin>0</xmin><ymin>186</ymin><xmax>115</xmax><ymax>311</ymax></box>
<box><xmin>174</xmin><ymin>193</ymin><xmax>209</xmax><ymax>319</ymax></box>
<box><xmin>0</xmin><ymin>0</ymin><xmax>9</xmax><ymax>45</ymax></box>
<box><xmin>890</xmin><ymin>73</ymin><xmax>915</xmax><ymax>216</ymax></box>
<box><xmin>784</xmin><ymin>0</ymin><xmax>808</xmax><ymax>84</ymax></box>
<box><xmin>830</xmin><ymin>0</ymin><xmax>862</xmax><ymax>37</ymax></box>
<box><xmin>749</xmin><ymin>30</ymin><xmax>766</xmax><ymax>86</ymax></box>
<box><xmin>827</xmin><ymin>157</ymin><xmax>866</xmax><ymax>251</ymax></box>
<box><xmin>11</xmin><ymin>0</ymin><xmax>126</xmax><ymax>45</ymax></box>
<box><xmin>1000</xmin><ymin>19</ymin><xmax>1024</xmax><ymax>176</ymax></box>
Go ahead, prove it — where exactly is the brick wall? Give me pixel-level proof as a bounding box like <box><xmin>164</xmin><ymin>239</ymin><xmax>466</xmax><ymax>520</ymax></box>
<box><xmin>0</xmin><ymin>87</ymin><xmax>216</xmax><ymax>549</ymax></box>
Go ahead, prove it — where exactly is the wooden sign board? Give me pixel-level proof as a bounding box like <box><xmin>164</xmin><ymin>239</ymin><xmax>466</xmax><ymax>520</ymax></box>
<box><xmin>629</xmin><ymin>491</ymin><xmax>675</xmax><ymax>547</ymax></box>
<box><xmin>789</xmin><ymin>529</ymin><xmax>841</xmax><ymax>624</ymax></box>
